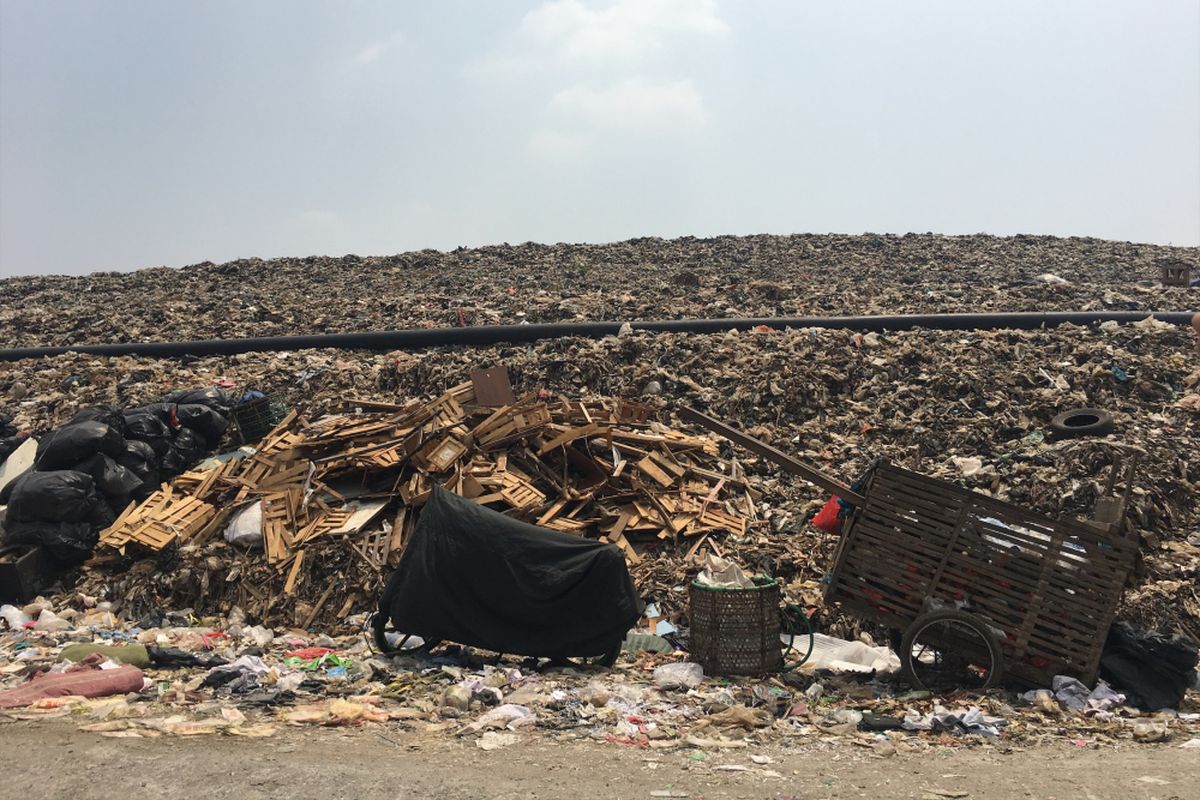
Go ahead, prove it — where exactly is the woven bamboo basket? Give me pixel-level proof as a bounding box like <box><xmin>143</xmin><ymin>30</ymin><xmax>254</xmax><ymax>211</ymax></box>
<box><xmin>689</xmin><ymin>577</ymin><xmax>782</xmax><ymax>676</ymax></box>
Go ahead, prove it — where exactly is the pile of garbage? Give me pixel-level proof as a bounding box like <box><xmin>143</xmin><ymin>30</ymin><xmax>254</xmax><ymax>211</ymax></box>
<box><xmin>65</xmin><ymin>374</ymin><xmax>783</xmax><ymax>630</ymax></box>
<box><xmin>1</xmin><ymin>233</ymin><xmax>1195</xmax><ymax>348</ymax></box>
<box><xmin>0</xmin><ymin>388</ymin><xmax>230</xmax><ymax>563</ymax></box>
<box><xmin>0</xmin><ymin>594</ymin><xmax>1196</xmax><ymax>752</ymax></box>
<box><xmin>2</xmin><ymin>318</ymin><xmax>1198</xmax><ymax>636</ymax></box>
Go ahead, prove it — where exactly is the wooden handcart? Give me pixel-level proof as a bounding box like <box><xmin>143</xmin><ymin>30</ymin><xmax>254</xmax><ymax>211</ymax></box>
<box><xmin>680</xmin><ymin>407</ymin><xmax>1139</xmax><ymax>690</ymax></box>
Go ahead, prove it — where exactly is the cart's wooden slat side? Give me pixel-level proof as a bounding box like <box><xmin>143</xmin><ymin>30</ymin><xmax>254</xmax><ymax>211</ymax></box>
<box><xmin>825</xmin><ymin>462</ymin><xmax>1137</xmax><ymax>686</ymax></box>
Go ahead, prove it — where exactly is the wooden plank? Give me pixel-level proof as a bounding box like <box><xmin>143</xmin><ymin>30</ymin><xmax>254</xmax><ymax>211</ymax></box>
<box><xmin>284</xmin><ymin>550</ymin><xmax>306</xmax><ymax>595</ymax></box>
<box><xmin>636</xmin><ymin>455</ymin><xmax>675</xmax><ymax>488</ymax></box>
<box><xmin>538</xmin><ymin>423</ymin><xmax>602</xmax><ymax>455</ymax></box>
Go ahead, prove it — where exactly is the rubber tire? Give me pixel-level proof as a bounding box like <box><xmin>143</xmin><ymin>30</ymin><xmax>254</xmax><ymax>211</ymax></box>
<box><xmin>899</xmin><ymin>609</ymin><xmax>1005</xmax><ymax>691</ymax></box>
<box><xmin>1049</xmin><ymin>408</ymin><xmax>1114</xmax><ymax>439</ymax></box>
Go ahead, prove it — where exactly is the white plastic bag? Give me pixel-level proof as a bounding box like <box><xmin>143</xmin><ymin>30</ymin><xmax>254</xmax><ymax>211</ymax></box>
<box><xmin>695</xmin><ymin>555</ymin><xmax>754</xmax><ymax>589</ymax></box>
<box><xmin>0</xmin><ymin>604</ymin><xmax>32</xmax><ymax>630</ymax></box>
<box><xmin>223</xmin><ymin>501</ymin><xmax>264</xmax><ymax>548</ymax></box>
<box><xmin>653</xmin><ymin>662</ymin><xmax>704</xmax><ymax>690</ymax></box>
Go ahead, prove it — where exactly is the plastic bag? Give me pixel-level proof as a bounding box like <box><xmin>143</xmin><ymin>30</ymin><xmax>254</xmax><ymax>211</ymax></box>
<box><xmin>0</xmin><ymin>604</ymin><xmax>32</xmax><ymax>630</ymax></box>
<box><xmin>34</xmin><ymin>421</ymin><xmax>125</xmax><ymax>471</ymax></box>
<box><xmin>164</xmin><ymin>387</ymin><xmax>232</xmax><ymax>414</ymax></box>
<box><xmin>2</xmin><ymin>470</ymin><xmax>100</xmax><ymax>523</ymax></box>
<box><xmin>223</xmin><ymin>502</ymin><xmax>263</xmax><ymax>548</ymax></box>
<box><xmin>122</xmin><ymin>411</ymin><xmax>174</xmax><ymax>457</ymax></box>
<box><xmin>175</xmin><ymin>403</ymin><xmax>229</xmax><ymax>447</ymax></box>
<box><xmin>695</xmin><ymin>554</ymin><xmax>754</xmax><ymax>589</ymax></box>
<box><xmin>1100</xmin><ymin>621</ymin><xmax>1199</xmax><ymax>710</ymax></box>
<box><xmin>129</xmin><ymin>403</ymin><xmax>180</xmax><ymax>429</ymax></box>
<box><xmin>74</xmin><ymin>453</ymin><xmax>145</xmax><ymax>498</ymax></box>
<box><xmin>0</xmin><ymin>433</ymin><xmax>28</xmax><ymax>464</ymax></box>
<box><xmin>116</xmin><ymin>440</ymin><xmax>159</xmax><ymax>498</ymax></box>
<box><xmin>69</xmin><ymin>405</ymin><xmax>125</xmax><ymax>431</ymax></box>
<box><xmin>160</xmin><ymin>428</ymin><xmax>208</xmax><ymax>477</ymax></box>
<box><xmin>653</xmin><ymin>662</ymin><xmax>704</xmax><ymax>690</ymax></box>
<box><xmin>811</xmin><ymin>496</ymin><xmax>844</xmax><ymax>534</ymax></box>
<box><xmin>4</xmin><ymin>519</ymin><xmax>99</xmax><ymax>562</ymax></box>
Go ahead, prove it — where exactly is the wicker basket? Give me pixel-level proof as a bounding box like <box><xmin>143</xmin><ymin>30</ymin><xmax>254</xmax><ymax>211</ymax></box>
<box><xmin>689</xmin><ymin>577</ymin><xmax>782</xmax><ymax>676</ymax></box>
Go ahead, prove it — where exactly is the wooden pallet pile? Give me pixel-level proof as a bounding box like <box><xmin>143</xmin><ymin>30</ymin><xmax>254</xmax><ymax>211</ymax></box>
<box><xmin>95</xmin><ymin>370</ymin><xmax>761</xmax><ymax>580</ymax></box>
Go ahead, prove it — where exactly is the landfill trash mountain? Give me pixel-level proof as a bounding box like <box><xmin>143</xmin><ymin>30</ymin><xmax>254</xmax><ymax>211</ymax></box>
<box><xmin>1</xmin><ymin>233</ymin><xmax>1196</xmax><ymax>348</ymax></box>
<box><xmin>3</xmin><ymin>319</ymin><xmax>1197</xmax><ymax>638</ymax></box>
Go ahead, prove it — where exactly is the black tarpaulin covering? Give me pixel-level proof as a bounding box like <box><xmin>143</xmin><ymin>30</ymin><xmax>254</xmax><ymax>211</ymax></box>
<box><xmin>378</xmin><ymin>487</ymin><xmax>642</xmax><ymax>658</ymax></box>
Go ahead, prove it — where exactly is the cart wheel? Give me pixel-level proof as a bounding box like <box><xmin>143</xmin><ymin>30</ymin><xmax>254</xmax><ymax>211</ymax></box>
<box><xmin>899</xmin><ymin>609</ymin><xmax>1004</xmax><ymax>692</ymax></box>
<box><xmin>550</xmin><ymin>641</ymin><xmax>622</xmax><ymax>669</ymax></box>
<box><xmin>593</xmin><ymin>640</ymin><xmax>622</xmax><ymax>668</ymax></box>
<box><xmin>369</xmin><ymin>612</ymin><xmax>441</xmax><ymax>656</ymax></box>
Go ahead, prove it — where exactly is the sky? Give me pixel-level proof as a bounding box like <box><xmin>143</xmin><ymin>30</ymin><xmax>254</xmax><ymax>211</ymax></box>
<box><xmin>1</xmin><ymin>0</ymin><xmax>1198</xmax><ymax>277</ymax></box>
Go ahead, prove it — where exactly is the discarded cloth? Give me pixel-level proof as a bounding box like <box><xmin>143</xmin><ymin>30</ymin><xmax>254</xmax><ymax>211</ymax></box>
<box><xmin>1021</xmin><ymin>675</ymin><xmax>1125</xmax><ymax>713</ymax></box>
<box><xmin>60</xmin><ymin>642</ymin><xmax>151</xmax><ymax>668</ymax></box>
<box><xmin>202</xmin><ymin>654</ymin><xmax>269</xmax><ymax>689</ymax></box>
<box><xmin>902</xmin><ymin>705</ymin><xmax>1007</xmax><ymax>737</ymax></box>
<box><xmin>0</xmin><ymin>658</ymin><xmax>144</xmax><ymax>708</ymax></box>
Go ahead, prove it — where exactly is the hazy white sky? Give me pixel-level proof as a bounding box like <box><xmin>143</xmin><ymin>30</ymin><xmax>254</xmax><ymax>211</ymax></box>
<box><xmin>1</xmin><ymin>0</ymin><xmax>1197</xmax><ymax>277</ymax></box>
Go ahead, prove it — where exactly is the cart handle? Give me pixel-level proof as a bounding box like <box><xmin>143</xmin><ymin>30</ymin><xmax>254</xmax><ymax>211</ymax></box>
<box><xmin>678</xmin><ymin>407</ymin><xmax>868</xmax><ymax>506</ymax></box>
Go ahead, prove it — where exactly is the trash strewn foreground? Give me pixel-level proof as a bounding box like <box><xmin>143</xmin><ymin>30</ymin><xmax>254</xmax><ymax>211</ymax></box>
<box><xmin>1</xmin><ymin>594</ymin><xmax>1198</xmax><ymax>754</ymax></box>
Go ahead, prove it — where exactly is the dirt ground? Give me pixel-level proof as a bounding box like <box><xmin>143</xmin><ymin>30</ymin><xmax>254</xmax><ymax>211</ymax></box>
<box><xmin>2</xmin><ymin>720</ymin><xmax>1195</xmax><ymax>800</ymax></box>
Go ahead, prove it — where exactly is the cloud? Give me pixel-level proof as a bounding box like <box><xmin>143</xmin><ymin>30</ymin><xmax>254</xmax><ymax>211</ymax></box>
<box><xmin>528</xmin><ymin>129</ymin><xmax>593</xmax><ymax>160</ymax></box>
<box><xmin>353</xmin><ymin>31</ymin><xmax>403</xmax><ymax>65</ymax></box>
<box><xmin>295</xmin><ymin>209</ymin><xmax>340</xmax><ymax>227</ymax></box>
<box><xmin>471</xmin><ymin>0</ymin><xmax>728</xmax><ymax>75</ymax></box>
<box><xmin>549</xmin><ymin>78</ymin><xmax>706</xmax><ymax>132</ymax></box>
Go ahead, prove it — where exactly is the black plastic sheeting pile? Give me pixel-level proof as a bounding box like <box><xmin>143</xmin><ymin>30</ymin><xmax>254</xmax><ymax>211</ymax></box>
<box><xmin>0</xmin><ymin>388</ymin><xmax>231</xmax><ymax>563</ymax></box>
<box><xmin>377</xmin><ymin>487</ymin><xmax>642</xmax><ymax>660</ymax></box>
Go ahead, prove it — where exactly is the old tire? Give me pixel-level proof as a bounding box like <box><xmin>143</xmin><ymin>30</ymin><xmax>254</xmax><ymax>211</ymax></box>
<box><xmin>899</xmin><ymin>609</ymin><xmax>1004</xmax><ymax>692</ymax></box>
<box><xmin>1049</xmin><ymin>408</ymin><xmax>1114</xmax><ymax>439</ymax></box>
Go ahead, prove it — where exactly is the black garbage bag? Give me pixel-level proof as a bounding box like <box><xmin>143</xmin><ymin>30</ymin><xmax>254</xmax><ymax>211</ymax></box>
<box><xmin>175</xmin><ymin>403</ymin><xmax>229</xmax><ymax>448</ymax></box>
<box><xmin>1</xmin><ymin>433</ymin><xmax>28</xmax><ymax>464</ymax></box>
<box><xmin>116</xmin><ymin>440</ymin><xmax>159</xmax><ymax>499</ymax></box>
<box><xmin>1100</xmin><ymin>621</ymin><xmax>1199</xmax><ymax>711</ymax></box>
<box><xmin>160</xmin><ymin>427</ymin><xmax>209</xmax><ymax>477</ymax></box>
<box><xmin>34</xmin><ymin>421</ymin><xmax>126</xmax><ymax>471</ymax></box>
<box><xmin>164</xmin><ymin>387</ymin><xmax>231</xmax><ymax>415</ymax></box>
<box><xmin>73</xmin><ymin>453</ymin><xmax>145</xmax><ymax>499</ymax></box>
<box><xmin>69</xmin><ymin>405</ymin><xmax>125</xmax><ymax>431</ymax></box>
<box><xmin>3</xmin><ymin>520</ymin><xmax>99</xmax><ymax>563</ymax></box>
<box><xmin>122</xmin><ymin>410</ymin><xmax>174</xmax><ymax>458</ymax></box>
<box><xmin>129</xmin><ymin>403</ymin><xmax>180</xmax><ymax>428</ymax></box>
<box><xmin>0</xmin><ymin>412</ymin><xmax>24</xmax><ymax>464</ymax></box>
<box><xmin>1</xmin><ymin>470</ymin><xmax>102</xmax><ymax>523</ymax></box>
<box><xmin>376</xmin><ymin>487</ymin><xmax>642</xmax><ymax>660</ymax></box>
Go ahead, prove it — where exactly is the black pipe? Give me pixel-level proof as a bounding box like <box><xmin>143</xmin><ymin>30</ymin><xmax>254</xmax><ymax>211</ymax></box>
<box><xmin>0</xmin><ymin>311</ymin><xmax>1193</xmax><ymax>361</ymax></box>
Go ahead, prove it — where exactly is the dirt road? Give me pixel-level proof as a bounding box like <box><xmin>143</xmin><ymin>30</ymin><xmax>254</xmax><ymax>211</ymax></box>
<box><xmin>3</xmin><ymin>720</ymin><xmax>1196</xmax><ymax>800</ymax></box>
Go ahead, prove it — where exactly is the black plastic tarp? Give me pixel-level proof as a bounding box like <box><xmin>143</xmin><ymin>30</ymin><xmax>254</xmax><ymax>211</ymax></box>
<box><xmin>378</xmin><ymin>487</ymin><xmax>642</xmax><ymax>659</ymax></box>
